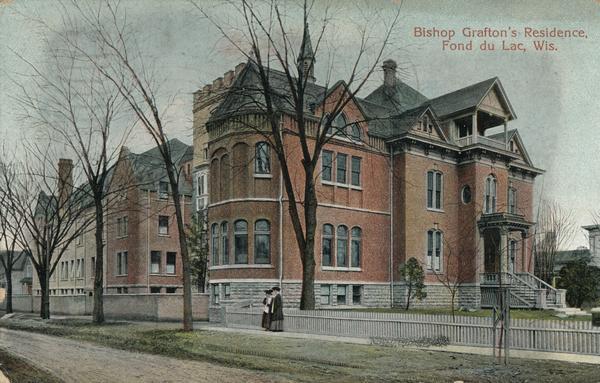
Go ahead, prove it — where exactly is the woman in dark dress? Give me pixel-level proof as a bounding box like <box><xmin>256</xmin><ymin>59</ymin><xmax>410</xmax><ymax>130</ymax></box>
<box><xmin>269</xmin><ymin>286</ymin><xmax>284</xmax><ymax>332</ymax></box>
<box><xmin>261</xmin><ymin>289</ymin><xmax>272</xmax><ymax>330</ymax></box>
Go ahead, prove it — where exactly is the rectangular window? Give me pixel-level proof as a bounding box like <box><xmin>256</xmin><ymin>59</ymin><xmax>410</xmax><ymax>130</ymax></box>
<box><xmin>435</xmin><ymin>172</ymin><xmax>442</xmax><ymax>209</ymax></box>
<box><xmin>166</xmin><ymin>287</ymin><xmax>177</xmax><ymax>294</ymax></box>
<box><xmin>166</xmin><ymin>252</ymin><xmax>176</xmax><ymax>274</ymax></box>
<box><xmin>336</xmin><ymin>285</ymin><xmax>347</xmax><ymax>305</ymax></box>
<box><xmin>116</xmin><ymin>252</ymin><xmax>128</xmax><ymax>275</ymax></box>
<box><xmin>197</xmin><ymin>174</ymin><xmax>205</xmax><ymax>196</ymax></box>
<box><xmin>70</xmin><ymin>260</ymin><xmax>75</xmax><ymax>279</ymax></box>
<box><xmin>224</xmin><ymin>283</ymin><xmax>231</xmax><ymax>299</ymax></box>
<box><xmin>117</xmin><ymin>216</ymin><xmax>128</xmax><ymax>237</ymax></box>
<box><xmin>151</xmin><ymin>251</ymin><xmax>161</xmax><ymax>274</ymax></box>
<box><xmin>352</xmin><ymin>285</ymin><xmax>362</xmax><ymax>305</ymax></box>
<box><xmin>158</xmin><ymin>216</ymin><xmax>169</xmax><ymax>236</ymax></box>
<box><xmin>211</xmin><ymin>224</ymin><xmax>219</xmax><ymax>265</ymax></box>
<box><xmin>212</xmin><ymin>284</ymin><xmax>220</xmax><ymax>304</ymax></box>
<box><xmin>351</xmin><ymin>157</ymin><xmax>361</xmax><ymax>186</ymax></box>
<box><xmin>322</xmin><ymin>234</ymin><xmax>333</xmax><ymax>267</ymax></box>
<box><xmin>322</xmin><ymin>151</ymin><xmax>333</xmax><ymax>182</ymax></box>
<box><xmin>150</xmin><ymin>287</ymin><xmax>161</xmax><ymax>294</ymax></box>
<box><xmin>320</xmin><ymin>284</ymin><xmax>331</xmax><ymax>305</ymax></box>
<box><xmin>336</xmin><ymin>153</ymin><xmax>347</xmax><ymax>184</ymax></box>
<box><xmin>159</xmin><ymin>181</ymin><xmax>169</xmax><ymax>199</ymax></box>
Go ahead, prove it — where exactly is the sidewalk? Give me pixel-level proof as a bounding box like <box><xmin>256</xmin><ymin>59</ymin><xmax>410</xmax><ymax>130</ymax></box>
<box><xmin>198</xmin><ymin>324</ymin><xmax>600</xmax><ymax>365</ymax></box>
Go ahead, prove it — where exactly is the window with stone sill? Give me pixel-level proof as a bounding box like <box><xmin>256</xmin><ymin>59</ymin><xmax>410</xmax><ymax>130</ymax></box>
<box><xmin>336</xmin><ymin>285</ymin><xmax>347</xmax><ymax>305</ymax></box>
<box><xmin>320</xmin><ymin>284</ymin><xmax>331</xmax><ymax>305</ymax></box>
<box><xmin>426</xmin><ymin>230</ymin><xmax>442</xmax><ymax>272</ymax></box>
<box><xmin>158</xmin><ymin>215</ymin><xmax>169</xmax><ymax>236</ymax></box>
<box><xmin>150</xmin><ymin>251</ymin><xmax>161</xmax><ymax>274</ymax></box>
<box><xmin>484</xmin><ymin>175</ymin><xmax>497</xmax><ymax>214</ymax></box>
<box><xmin>427</xmin><ymin>170</ymin><xmax>443</xmax><ymax>210</ymax></box>
<box><xmin>166</xmin><ymin>252</ymin><xmax>176</xmax><ymax>274</ymax></box>
<box><xmin>158</xmin><ymin>181</ymin><xmax>169</xmax><ymax>199</ymax></box>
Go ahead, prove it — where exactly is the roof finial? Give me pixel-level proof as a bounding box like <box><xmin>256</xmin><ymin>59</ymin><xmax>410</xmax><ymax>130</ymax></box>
<box><xmin>298</xmin><ymin>22</ymin><xmax>316</xmax><ymax>83</ymax></box>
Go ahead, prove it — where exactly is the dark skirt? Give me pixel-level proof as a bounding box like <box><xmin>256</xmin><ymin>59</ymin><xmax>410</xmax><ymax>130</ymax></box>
<box><xmin>261</xmin><ymin>312</ymin><xmax>271</xmax><ymax>329</ymax></box>
<box><xmin>270</xmin><ymin>319</ymin><xmax>283</xmax><ymax>332</ymax></box>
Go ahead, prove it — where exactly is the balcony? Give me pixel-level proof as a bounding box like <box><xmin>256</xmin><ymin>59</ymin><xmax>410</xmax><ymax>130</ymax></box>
<box><xmin>455</xmin><ymin>135</ymin><xmax>507</xmax><ymax>150</ymax></box>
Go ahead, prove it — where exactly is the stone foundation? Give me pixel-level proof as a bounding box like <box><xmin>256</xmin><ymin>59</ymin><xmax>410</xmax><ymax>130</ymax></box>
<box><xmin>392</xmin><ymin>283</ymin><xmax>481</xmax><ymax>309</ymax></box>
<box><xmin>210</xmin><ymin>281</ymin><xmax>392</xmax><ymax>308</ymax></box>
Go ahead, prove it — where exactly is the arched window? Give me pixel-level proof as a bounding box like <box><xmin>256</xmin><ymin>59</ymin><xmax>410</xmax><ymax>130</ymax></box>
<box><xmin>211</xmin><ymin>223</ymin><xmax>219</xmax><ymax>266</ymax></box>
<box><xmin>234</xmin><ymin>220</ymin><xmax>248</xmax><ymax>264</ymax></box>
<box><xmin>336</xmin><ymin>225</ymin><xmax>348</xmax><ymax>267</ymax></box>
<box><xmin>254</xmin><ymin>219</ymin><xmax>271</xmax><ymax>264</ymax></box>
<box><xmin>427</xmin><ymin>170</ymin><xmax>443</xmax><ymax>210</ymax></box>
<box><xmin>220</xmin><ymin>222</ymin><xmax>229</xmax><ymax>265</ymax></box>
<box><xmin>220</xmin><ymin>154</ymin><xmax>230</xmax><ymax>200</ymax></box>
<box><xmin>322</xmin><ymin>224</ymin><xmax>334</xmax><ymax>266</ymax></box>
<box><xmin>426</xmin><ymin>229</ymin><xmax>443</xmax><ymax>272</ymax></box>
<box><xmin>255</xmin><ymin>142</ymin><xmax>271</xmax><ymax>174</ymax></box>
<box><xmin>349</xmin><ymin>124</ymin><xmax>362</xmax><ymax>142</ymax></box>
<box><xmin>484</xmin><ymin>175</ymin><xmax>497</xmax><ymax>214</ymax></box>
<box><xmin>327</xmin><ymin>113</ymin><xmax>346</xmax><ymax>136</ymax></box>
<box><xmin>351</xmin><ymin>227</ymin><xmax>362</xmax><ymax>268</ymax></box>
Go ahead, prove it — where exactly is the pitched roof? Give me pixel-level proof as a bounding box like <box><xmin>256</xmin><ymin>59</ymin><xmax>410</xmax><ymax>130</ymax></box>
<box><xmin>364</xmin><ymin>81</ymin><xmax>429</xmax><ymax>115</ymax></box>
<box><xmin>426</xmin><ymin>77</ymin><xmax>500</xmax><ymax>119</ymax></box>
<box><xmin>128</xmin><ymin>138</ymin><xmax>193</xmax><ymax>195</ymax></box>
<box><xmin>363</xmin><ymin>104</ymin><xmax>431</xmax><ymax>139</ymax></box>
<box><xmin>208</xmin><ymin>61</ymin><xmax>329</xmax><ymax>123</ymax></box>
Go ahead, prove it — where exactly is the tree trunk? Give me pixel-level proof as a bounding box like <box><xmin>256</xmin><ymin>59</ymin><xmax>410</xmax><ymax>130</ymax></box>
<box><xmin>171</xmin><ymin>183</ymin><xmax>193</xmax><ymax>331</ymax></box>
<box><xmin>92</xmin><ymin>200</ymin><xmax>105</xmax><ymax>324</ymax></box>
<box><xmin>405</xmin><ymin>284</ymin><xmax>412</xmax><ymax>310</ymax></box>
<box><xmin>450</xmin><ymin>290</ymin><xmax>456</xmax><ymax>322</ymax></box>
<box><xmin>299</xmin><ymin>168</ymin><xmax>317</xmax><ymax>310</ymax></box>
<box><xmin>5</xmin><ymin>269</ymin><xmax>13</xmax><ymax>314</ymax></box>
<box><xmin>38</xmin><ymin>269</ymin><xmax>50</xmax><ymax>319</ymax></box>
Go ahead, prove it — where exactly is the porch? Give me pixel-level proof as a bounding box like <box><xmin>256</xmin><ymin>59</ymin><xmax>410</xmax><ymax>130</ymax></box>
<box><xmin>477</xmin><ymin>212</ymin><xmax>566</xmax><ymax>309</ymax></box>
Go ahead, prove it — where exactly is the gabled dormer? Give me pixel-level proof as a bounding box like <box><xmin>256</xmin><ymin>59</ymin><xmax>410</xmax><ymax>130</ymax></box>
<box><xmin>429</xmin><ymin>77</ymin><xmax>516</xmax><ymax>151</ymax></box>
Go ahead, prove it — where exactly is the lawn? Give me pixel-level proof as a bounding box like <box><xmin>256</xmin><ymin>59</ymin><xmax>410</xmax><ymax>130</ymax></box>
<box><xmin>350</xmin><ymin>307</ymin><xmax>592</xmax><ymax>321</ymax></box>
<box><xmin>0</xmin><ymin>348</ymin><xmax>62</xmax><ymax>383</ymax></box>
<box><xmin>0</xmin><ymin>315</ymin><xmax>599</xmax><ymax>383</ymax></box>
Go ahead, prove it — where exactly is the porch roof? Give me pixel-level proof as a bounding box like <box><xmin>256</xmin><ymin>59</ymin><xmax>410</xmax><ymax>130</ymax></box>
<box><xmin>477</xmin><ymin>212</ymin><xmax>533</xmax><ymax>233</ymax></box>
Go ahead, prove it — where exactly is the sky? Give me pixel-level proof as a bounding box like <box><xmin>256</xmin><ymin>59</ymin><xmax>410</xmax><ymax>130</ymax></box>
<box><xmin>1</xmin><ymin>0</ymin><xmax>599</xmax><ymax>249</ymax></box>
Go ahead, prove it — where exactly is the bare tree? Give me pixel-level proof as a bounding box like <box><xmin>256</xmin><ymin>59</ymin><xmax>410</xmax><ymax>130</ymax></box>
<box><xmin>430</xmin><ymin>218</ymin><xmax>482</xmax><ymax>321</ymax></box>
<box><xmin>9</xmin><ymin>22</ymin><xmax>132</xmax><ymax>323</ymax></box>
<box><xmin>0</xmin><ymin>152</ymin><xmax>26</xmax><ymax>313</ymax></box>
<box><xmin>36</xmin><ymin>0</ymin><xmax>198</xmax><ymax>329</ymax></box>
<box><xmin>534</xmin><ymin>199</ymin><xmax>577</xmax><ymax>284</ymax></box>
<box><xmin>194</xmin><ymin>0</ymin><xmax>401</xmax><ymax>309</ymax></box>
<box><xmin>0</xmin><ymin>148</ymin><xmax>93</xmax><ymax>319</ymax></box>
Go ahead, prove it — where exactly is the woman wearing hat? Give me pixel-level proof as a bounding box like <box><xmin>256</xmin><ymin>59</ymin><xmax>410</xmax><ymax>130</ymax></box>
<box><xmin>261</xmin><ymin>289</ymin><xmax>273</xmax><ymax>330</ymax></box>
<box><xmin>269</xmin><ymin>286</ymin><xmax>284</xmax><ymax>332</ymax></box>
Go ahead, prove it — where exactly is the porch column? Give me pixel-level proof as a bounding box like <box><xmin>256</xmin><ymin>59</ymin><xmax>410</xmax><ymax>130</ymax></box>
<box><xmin>500</xmin><ymin>228</ymin><xmax>509</xmax><ymax>274</ymax></box>
<box><xmin>472</xmin><ymin>113</ymin><xmax>478</xmax><ymax>143</ymax></box>
<box><xmin>504</xmin><ymin>118</ymin><xmax>508</xmax><ymax>150</ymax></box>
<box><xmin>520</xmin><ymin>231</ymin><xmax>527</xmax><ymax>273</ymax></box>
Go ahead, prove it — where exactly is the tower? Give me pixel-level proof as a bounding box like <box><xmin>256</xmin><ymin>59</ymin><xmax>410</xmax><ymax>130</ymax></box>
<box><xmin>297</xmin><ymin>22</ymin><xmax>316</xmax><ymax>83</ymax></box>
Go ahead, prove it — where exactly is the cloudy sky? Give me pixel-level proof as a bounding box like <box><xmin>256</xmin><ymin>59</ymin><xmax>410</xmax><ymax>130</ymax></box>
<box><xmin>1</xmin><ymin>0</ymin><xmax>599</xmax><ymax>248</ymax></box>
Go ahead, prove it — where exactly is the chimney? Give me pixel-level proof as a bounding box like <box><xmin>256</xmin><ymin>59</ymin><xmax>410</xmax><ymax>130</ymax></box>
<box><xmin>58</xmin><ymin>158</ymin><xmax>73</xmax><ymax>207</ymax></box>
<box><xmin>382</xmin><ymin>59</ymin><xmax>397</xmax><ymax>87</ymax></box>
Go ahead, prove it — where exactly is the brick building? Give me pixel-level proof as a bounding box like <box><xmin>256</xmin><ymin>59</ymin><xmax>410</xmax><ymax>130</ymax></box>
<box><xmin>196</xmin><ymin>31</ymin><xmax>555</xmax><ymax>309</ymax></box>
<box><xmin>31</xmin><ymin>140</ymin><xmax>193</xmax><ymax>297</ymax></box>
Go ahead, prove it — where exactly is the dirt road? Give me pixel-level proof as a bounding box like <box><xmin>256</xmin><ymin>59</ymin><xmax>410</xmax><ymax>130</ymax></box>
<box><xmin>0</xmin><ymin>328</ymin><xmax>292</xmax><ymax>383</ymax></box>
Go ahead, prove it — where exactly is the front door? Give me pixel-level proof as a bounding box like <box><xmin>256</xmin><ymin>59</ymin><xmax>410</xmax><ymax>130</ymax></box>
<box><xmin>484</xmin><ymin>230</ymin><xmax>500</xmax><ymax>273</ymax></box>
